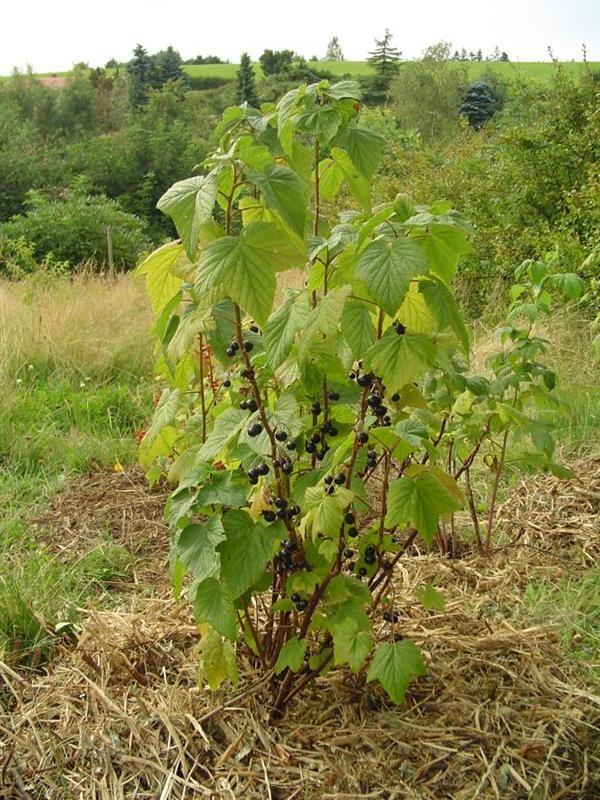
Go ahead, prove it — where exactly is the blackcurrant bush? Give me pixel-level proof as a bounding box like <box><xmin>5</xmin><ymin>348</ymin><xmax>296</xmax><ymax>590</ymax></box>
<box><xmin>275</xmin><ymin>430</ymin><xmax>288</xmax><ymax>442</ymax></box>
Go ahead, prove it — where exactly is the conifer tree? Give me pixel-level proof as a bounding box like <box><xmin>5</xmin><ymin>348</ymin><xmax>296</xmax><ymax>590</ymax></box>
<box><xmin>126</xmin><ymin>44</ymin><xmax>156</xmax><ymax>106</ymax></box>
<box><xmin>325</xmin><ymin>36</ymin><xmax>344</xmax><ymax>62</ymax></box>
<box><xmin>236</xmin><ymin>53</ymin><xmax>259</xmax><ymax>107</ymax></box>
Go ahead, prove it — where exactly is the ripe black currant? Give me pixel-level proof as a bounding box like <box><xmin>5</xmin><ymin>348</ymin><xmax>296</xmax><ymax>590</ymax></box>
<box><xmin>357</xmin><ymin>373</ymin><xmax>373</xmax><ymax>388</ymax></box>
<box><xmin>334</xmin><ymin>473</ymin><xmax>345</xmax><ymax>485</ymax></box>
<box><xmin>316</xmin><ymin>449</ymin><xmax>327</xmax><ymax>461</ymax></box>
<box><xmin>240</xmin><ymin>400</ymin><xmax>248</xmax><ymax>410</ymax></box>
<box><xmin>311</xmin><ymin>432</ymin><xmax>321</xmax><ymax>444</ymax></box>
<box><xmin>311</xmin><ymin>402</ymin><xmax>321</xmax><ymax>416</ymax></box>
<box><xmin>274</xmin><ymin>497</ymin><xmax>287</xmax><ymax>509</ymax></box>
<box><xmin>248</xmin><ymin>422</ymin><xmax>263</xmax><ymax>437</ymax></box>
<box><xmin>344</xmin><ymin>512</ymin><xmax>355</xmax><ymax>525</ymax></box>
<box><xmin>326</xmin><ymin>485</ymin><xmax>335</xmax><ymax>495</ymax></box>
<box><xmin>241</xmin><ymin>368</ymin><xmax>255</xmax><ymax>379</ymax></box>
<box><xmin>246</xmin><ymin>399</ymin><xmax>258</xmax><ymax>412</ymax></box>
<box><xmin>345</xmin><ymin>549</ymin><xmax>355</xmax><ymax>558</ymax></box>
<box><xmin>262</xmin><ymin>510</ymin><xmax>276</xmax><ymax>522</ymax></box>
<box><xmin>324</xmin><ymin>475</ymin><xmax>334</xmax><ymax>485</ymax></box>
<box><xmin>347</xmin><ymin>527</ymin><xmax>358</xmax><ymax>538</ymax></box>
<box><xmin>383</xmin><ymin>416</ymin><xmax>392</xmax><ymax>426</ymax></box>
<box><xmin>286</xmin><ymin>441</ymin><xmax>296</xmax><ymax>451</ymax></box>
<box><xmin>296</xmin><ymin>598</ymin><xmax>308</xmax><ymax>611</ymax></box>
<box><xmin>374</xmin><ymin>405</ymin><xmax>388</xmax><ymax>418</ymax></box>
<box><xmin>288</xmin><ymin>505</ymin><xmax>301</xmax><ymax>516</ymax></box>
<box><xmin>275</xmin><ymin>430</ymin><xmax>288</xmax><ymax>442</ymax></box>
<box><xmin>393</xmin><ymin>322</ymin><xmax>406</xmax><ymax>336</ymax></box>
<box><xmin>391</xmin><ymin>393</ymin><xmax>400</xmax><ymax>402</ymax></box>
<box><xmin>348</xmin><ymin>371</ymin><xmax>356</xmax><ymax>381</ymax></box>
<box><xmin>281</xmin><ymin>460</ymin><xmax>293</xmax><ymax>475</ymax></box>
<box><xmin>357</xmin><ymin>432</ymin><xmax>369</xmax><ymax>444</ymax></box>
<box><xmin>328</xmin><ymin>391</ymin><xmax>340</xmax><ymax>401</ymax></box>
<box><xmin>257</xmin><ymin>463</ymin><xmax>269</xmax><ymax>476</ymax></box>
<box><xmin>222</xmin><ymin>379</ymin><xmax>231</xmax><ymax>387</ymax></box>
<box><xmin>358</xmin><ymin>567</ymin><xmax>367</xmax><ymax>577</ymax></box>
<box><xmin>226</xmin><ymin>346</ymin><xmax>236</xmax><ymax>357</ymax></box>
<box><xmin>243</xmin><ymin>340</ymin><xmax>253</xmax><ymax>352</ymax></box>
<box><xmin>291</xmin><ymin>593</ymin><xmax>300</xmax><ymax>603</ymax></box>
<box><xmin>249</xmin><ymin>324</ymin><xmax>259</xmax><ymax>333</ymax></box>
<box><xmin>305</xmin><ymin>441</ymin><xmax>316</xmax><ymax>454</ymax></box>
<box><xmin>329</xmin><ymin>427</ymin><xmax>338</xmax><ymax>437</ymax></box>
<box><xmin>367</xmin><ymin>394</ymin><xmax>381</xmax><ymax>408</ymax></box>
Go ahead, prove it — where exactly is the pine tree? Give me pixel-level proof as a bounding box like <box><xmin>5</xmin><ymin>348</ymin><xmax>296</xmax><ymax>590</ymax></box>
<box><xmin>368</xmin><ymin>29</ymin><xmax>401</xmax><ymax>77</ymax></box>
<box><xmin>459</xmin><ymin>81</ymin><xmax>497</xmax><ymax>129</ymax></box>
<box><xmin>236</xmin><ymin>53</ymin><xmax>259</xmax><ymax>107</ymax></box>
<box><xmin>500</xmin><ymin>51</ymin><xmax>510</xmax><ymax>62</ymax></box>
<box><xmin>126</xmin><ymin>44</ymin><xmax>156</xmax><ymax>106</ymax></box>
<box><xmin>325</xmin><ymin>36</ymin><xmax>344</xmax><ymax>62</ymax></box>
<box><xmin>476</xmin><ymin>49</ymin><xmax>483</xmax><ymax>62</ymax></box>
<box><xmin>156</xmin><ymin>46</ymin><xmax>184</xmax><ymax>84</ymax></box>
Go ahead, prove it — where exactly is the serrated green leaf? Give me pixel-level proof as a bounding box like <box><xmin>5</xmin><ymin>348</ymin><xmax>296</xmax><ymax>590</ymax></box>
<box><xmin>194</xmin><ymin>577</ymin><xmax>237</xmax><ymax>640</ymax></box>
<box><xmin>217</xmin><ymin>510</ymin><xmax>279</xmax><ymax>597</ymax></box>
<box><xmin>274</xmin><ymin>636</ymin><xmax>307</xmax><ymax>675</ymax></box>
<box><xmin>341</xmin><ymin>298</ymin><xmax>376</xmax><ymax>358</ymax></box>
<box><xmin>157</xmin><ymin>172</ymin><xmax>218</xmax><ymax>260</ymax></box>
<box><xmin>366</xmin><ymin>640</ymin><xmax>427</xmax><ymax>704</ymax></box>
<box><xmin>331</xmin><ymin>147</ymin><xmax>371</xmax><ymax>209</ymax></box>
<box><xmin>318</xmin><ymin>158</ymin><xmax>345</xmax><ymax>202</ymax></box>
<box><xmin>199</xmin><ymin>628</ymin><xmax>239</xmax><ymax>690</ymax></box>
<box><xmin>263</xmin><ymin>291</ymin><xmax>311</xmax><ymax>368</ymax></box>
<box><xmin>325</xmin><ymin>80</ymin><xmax>362</xmax><ymax>100</ymax></box>
<box><xmin>255</xmin><ymin>165</ymin><xmax>307</xmax><ymax>237</ymax></box>
<box><xmin>144</xmin><ymin>389</ymin><xmax>181</xmax><ymax>448</ymax></box>
<box><xmin>299</xmin><ymin>286</ymin><xmax>351</xmax><ymax>359</ymax></box>
<box><xmin>364</xmin><ymin>329</ymin><xmax>436</xmax><ymax>394</ymax></box>
<box><xmin>196</xmin><ymin>222</ymin><xmax>305</xmax><ymax>327</ymax></box>
<box><xmin>295</xmin><ymin>106</ymin><xmax>341</xmax><ymax>143</ymax></box>
<box><xmin>332</xmin><ymin>617</ymin><xmax>372</xmax><ymax>673</ymax></box>
<box><xmin>176</xmin><ymin>516</ymin><xmax>225</xmax><ymax>582</ymax></box>
<box><xmin>416</xmin><ymin>583</ymin><xmax>446</xmax><ymax>611</ymax></box>
<box><xmin>551</xmin><ymin>272</ymin><xmax>584</xmax><ymax>300</ymax></box>
<box><xmin>336</xmin><ymin>126</ymin><xmax>386</xmax><ymax>178</ymax></box>
<box><xmin>416</xmin><ymin>224</ymin><xmax>471</xmax><ymax>283</ymax></box>
<box><xmin>356</xmin><ymin>237</ymin><xmax>429</xmax><ymax>316</ymax></box>
<box><xmin>395</xmin><ymin>418</ymin><xmax>429</xmax><ymax>445</ymax></box>
<box><xmin>196</xmin><ymin>407</ymin><xmax>247</xmax><ymax>462</ymax></box>
<box><xmin>386</xmin><ymin>468</ymin><xmax>463</xmax><ymax>545</ymax></box>
<box><xmin>419</xmin><ymin>279</ymin><xmax>469</xmax><ymax>354</ymax></box>
<box><xmin>137</xmin><ymin>241</ymin><xmax>185</xmax><ymax>315</ymax></box>
<box><xmin>304</xmin><ymin>485</ymin><xmax>354</xmax><ymax>537</ymax></box>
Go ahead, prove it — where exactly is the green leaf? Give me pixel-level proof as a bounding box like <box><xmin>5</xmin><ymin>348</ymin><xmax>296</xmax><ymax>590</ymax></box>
<box><xmin>217</xmin><ymin>510</ymin><xmax>279</xmax><ymax>597</ymax></box>
<box><xmin>416</xmin><ymin>583</ymin><xmax>446</xmax><ymax>611</ymax></box>
<box><xmin>157</xmin><ymin>172</ymin><xmax>218</xmax><ymax>260</ymax></box>
<box><xmin>419</xmin><ymin>279</ymin><xmax>469</xmax><ymax>354</ymax></box>
<box><xmin>144</xmin><ymin>389</ymin><xmax>181</xmax><ymax>448</ymax></box>
<box><xmin>196</xmin><ymin>407</ymin><xmax>247</xmax><ymax>462</ymax></box>
<box><xmin>263</xmin><ymin>291</ymin><xmax>311</xmax><ymax>368</ymax></box>
<box><xmin>274</xmin><ymin>636</ymin><xmax>307</xmax><ymax>675</ymax></box>
<box><xmin>337</xmin><ymin>126</ymin><xmax>386</xmax><ymax>178</ymax></box>
<box><xmin>324</xmin><ymin>80</ymin><xmax>362</xmax><ymax>101</ymax></box>
<box><xmin>199</xmin><ymin>628</ymin><xmax>239</xmax><ymax>690</ymax></box>
<box><xmin>299</xmin><ymin>286</ymin><xmax>351</xmax><ymax>359</ymax></box>
<box><xmin>331</xmin><ymin>147</ymin><xmax>371</xmax><ymax>209</ymax></box>
<box><xmin>395</xmin><ymin>418</ymin><xmax>429</xmax><ymax>445</ymax></box>
<box><xmin>318</xmin><ymin>158</ymin><xmax>345</xmax><ymax>202</ymax></box>
<box><xmin>176</xmin><ymin>517</ymin><xmax>225</xmax><ymax>582</ymax></box>
<box><xmin>332</xmin><ymin>618</ymin><xmax>372</xmax><ymax>673</ymax></box>
<box><xmin>303</xmin><ymin>485</ymin><xmax>354</xmax><ymax>538</ymax></box>
<box><xmin>341</xmin><ymin>299</ymin><xmax>376</xmax><ymax>358</ymax></box>
<box><xmin>356</xmin><ymin>237</ymin><xmax>429</xmax><ymax>316</ymax></box>
<box><xmin>386</xmin><ymin>467</ymin><xmax>463</xmax><ymax>545</ymax></box>
<box><xmin>364</xmin><ymin>330</ymin><xmax>436</xmax><ymax>395</ymax></box>
<box><xmin>551</xmin><ymin>272</ymin><xmax>584</xmax><ymax>300</ymax></box>
<box><xmin>137</xmin><ymin>241</ymin><xmax>185</xmax><ymax>315</ymax></box>
<box><xmin>194</xmin><ymin>577</ymin><xmax>237</xmax><ymax>640</ymax></box>
<box><xmin>196</xmin><ymin>222</ymin><xmax>305</xmax><ymax>327</ymax></box>
<box><xmin>255</xmin><ymin>165</ymin><xmax>307</xmax><ymax>237</ymax></box>
<box><xmin>416</xmin><ymin>224</ymin><xmax>471</xmax><ymax>283</ymax></box>
<box><xmin>366</xmin><ymin>640</ymin><xmax>427</xmax><ymax>704</ymax></box>
<box><xmin>295</xmin><ymin>106</ymin><xmax>341</xmax><ymax>143</ymax></box>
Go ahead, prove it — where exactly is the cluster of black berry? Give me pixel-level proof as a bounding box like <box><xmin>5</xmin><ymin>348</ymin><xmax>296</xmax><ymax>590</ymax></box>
<box><xmin>364</xmin><ymin>544</ymin><xmax>377</xmax><ymax>565</ymax></box>
<box><xmin>324</xmin><ymin>471</ymin><xmax>346</xmax><ymax>494</ymax></box>
<box><xmin>247</xmin><ymin>462</ymin><xmax>269</xmax><ymax>484</ymax></box>
<box><xmin>276</xmin><ymin>538</ymin><xmax>306</xmax><ymax>575</ymax></box>
<box><xmin>290</xmin><ymin>593</ymin><xmax>308</xmax><ymax>611</ymax></box>
<box><xmin>226</xmin><ymin>339</ymin><xmax>253</xmax><ymax>358</ymax></box>
<box><xmin>344</xmin><ymin>511</ymin><xmax>358</xmax><ymax>538</ymax></box>
<box><xmin>240</xmin><ymin>398</ymin><xmax>258</xmax><ymax>412</ymax></box>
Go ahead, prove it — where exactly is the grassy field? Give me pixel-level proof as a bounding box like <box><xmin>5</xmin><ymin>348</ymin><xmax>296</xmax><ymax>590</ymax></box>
<box><xmin>28</xmin><ymin>59</ymin><xmax>600</xmax><ymax>83</ymax></box>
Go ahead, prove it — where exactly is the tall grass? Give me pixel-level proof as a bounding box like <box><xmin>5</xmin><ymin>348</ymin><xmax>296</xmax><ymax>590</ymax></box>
<box><xmin>0</xmin><ymin>273</ymin><xmax>155</xmax><ymax>384</ymax></box>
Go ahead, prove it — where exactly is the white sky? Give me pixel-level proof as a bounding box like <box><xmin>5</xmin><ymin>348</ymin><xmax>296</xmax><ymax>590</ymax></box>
<box><xmin>1</xmin><ymin>0</ymin><xmax>598</xmax><ymax>74</ymax></box>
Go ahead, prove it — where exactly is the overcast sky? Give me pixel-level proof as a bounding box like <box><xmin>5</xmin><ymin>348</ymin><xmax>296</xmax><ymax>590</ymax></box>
<box><xmin>1</xmin><ymin>0</ymin><xmax>598</xmax><ymax>74</ymax></box>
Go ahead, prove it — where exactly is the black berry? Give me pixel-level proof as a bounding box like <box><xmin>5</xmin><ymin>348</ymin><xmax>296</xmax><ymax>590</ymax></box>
<box><xmin>367</xmin><ymin>394</ymin><xmax>381</xmax><ymax>408</ymax></box>
<box><xmin>296</xmin><ymin>599</ymin><xmax>308</xmax><ymax>611</ymax></box>
<box><xmin>394</xmin><ymin>322</ymin><xmax>406</xmax><ymax>336</ymax></box>
<box><xmin>248</xmin><ymin>423</ymin><xmax>263</xmax><ymax>437</ymax></box>
<box><xmin>274</xmin><ymin>497</ymin><xmax>287</xmax><ymax>509</ymax></box>
<box><xmin>286</xmin><ymin>441</ymin><xmax>296</xmax><ymax>451</ymax></box>
<box><xmin>226</xmin><ymin>346</ymin><xmax>236</xmax><ymax>357</ymax></box>
<box><xmin>257</xmin><ymin>463</ymin><xmax>269</xmax><ymax>476</ymax></box>
<box><xmin>243</xmin><ymin>340</ymin><xmax>253</xmax><ymax>352</ymax></box>
<box><xmin>357</xmin><ymin>432</ymin><xmax>369</xmax><ymax>444</ymax></box>
<box><xmin>291</xmin><ymin>593</ymin><xmax>300</xmax><ymax>603</ymax></box>
<box><xmin>324</xmin><ymin>475</ymin><xmax>334</xmax><ymax>485</ymax></box>
<box><xmin>222</xmin><ymin>379</ymin><xmax>231</xmax><ymax>387</ymax></box>
<box><xmin>344</xmin><ymin>512</ymin><xmax>355</xmax><ymax>525</ymax></box>
<box><xmin>262</xmin><ymin>510</ymin><xmax>276</xmax><ymax>522</ymax></box>
<box><xmin>281</xmin><ymin>460</ymin><xmax>293</xmax><ymax>475</ymax></box>
<box><xmin>328</xmin><ymin>391</ymin><xmax>340</xmax><ymax>401</ymax></box>
<box><xmin>357</xmin><ymin>373</ymin><xmax>373</xmax><ymax>388</ymax></box>
<box><xmin>348</xmin><ymin>371</ymin><xmax>356</xmax><ymax>381</ymax></box>
<box><xmin>347</xmin><ymin>527</ymin><xmax>358</xmax><ymax>538</ymax></box>
<box><xmin>334</xmin><ymin>473</ymin><xmax>346</xmax><ymax>485</ymax></box>
<box><xmin>311</xmin><ymin>402</ymin><xmax>321</xmax><ymax>416</ymax></box>
<box><xmin>391</xmin><ymin>393</ymin><xmax>400</xmax><ymax>402</ymax></box>
<box><xmin>275</xmin><ymin>430</ymin><xmax>288</xmax><ymax>442</ymax></box>
<box><xmin>246</xmin><ymin>399</ymin><xmax>258</xmax><ymax>412</ymax></box>
<box><xmin>305</xmin><ymin>441</ymin><xmax>316</xmax><ymax>454</ymax></box>
<box><xmin>249</xmin><ymin>324</ymin><xmax>259</xmax><ymax>333</ymax></box>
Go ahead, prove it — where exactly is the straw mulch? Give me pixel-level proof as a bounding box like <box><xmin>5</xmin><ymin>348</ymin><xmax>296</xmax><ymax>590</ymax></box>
<box><xmin>1</xmin><ymin>462</ymin><xmax>599</xmax><ymax>799</ymax></box>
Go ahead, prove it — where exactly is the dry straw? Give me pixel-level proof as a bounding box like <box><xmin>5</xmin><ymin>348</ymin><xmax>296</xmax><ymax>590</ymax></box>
<box><xmin>1</xmin><ymin>462</ymin><xmax>599</xmax><ymax>798</ymax></box>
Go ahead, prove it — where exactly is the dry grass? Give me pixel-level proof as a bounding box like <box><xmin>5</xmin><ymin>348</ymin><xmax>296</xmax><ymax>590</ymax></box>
<box><xmin>0</xmin><ymin>274</ymin><xmax>154</xmax><ymax>383</ymax></box>
<box><xmin>1</xmin><ymin>462</ymin><xmax>599</xmax><ymax>798</ymax></box>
